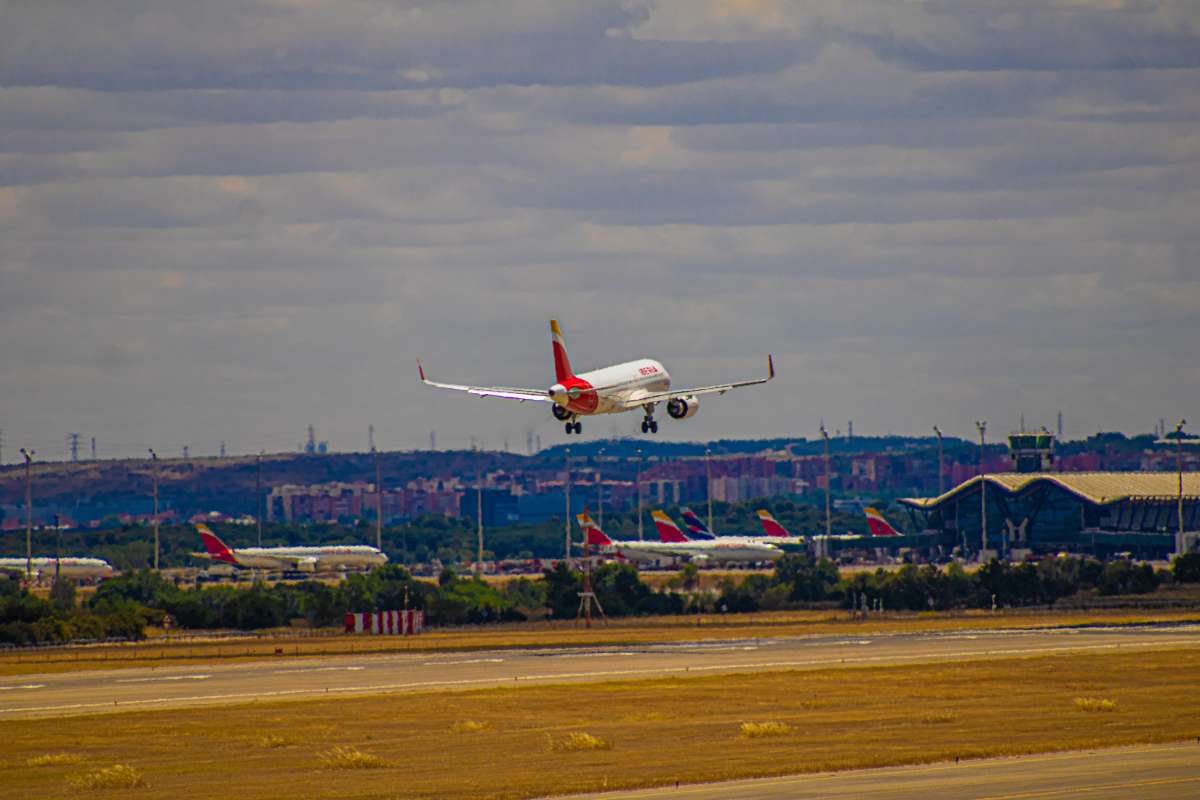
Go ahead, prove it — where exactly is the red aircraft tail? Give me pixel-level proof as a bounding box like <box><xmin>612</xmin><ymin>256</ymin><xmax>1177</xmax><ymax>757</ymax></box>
<box><xmin>864</xmin><ymin>508</ymin><xmax>902</xmax><ymax>537</ymax></box>
<box><xmin>576</xmin><ymin>512</ymin><xmax>612</xmax><ymax>546</ymax></box>
<box><xmin>650</xmin><ymin>511</ymin><xmax>689</xmax><ymax>543</ymax></box>
<box><xmin>195</xmin><ymin>524</ymin><xmax>239</xmax><ymax>564</ymax></box>
<box><xmin>550</xmin><ymin>319</ymin><xmax>574</xmax><ymax>382</ymax></box>
<box><xmin>756</xmin><ymin>509</ymin><xmax>790</xmax><ymax>537</ymax></box>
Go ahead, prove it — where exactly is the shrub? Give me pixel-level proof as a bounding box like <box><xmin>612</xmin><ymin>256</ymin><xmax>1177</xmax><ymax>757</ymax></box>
<box><xmin>317</xmin><ymin>745</ymin><xmax>386</xmax><ymax>769</ymax></box>
<box><xmin>67</xmin><ymin>764</ymin><xmax>146</xmax><ymax>789</ymax></box>
<box><xmin>27</xmin><ymin>753</ymin><xmax>83</xmax><ymax>766</ymax></box>
<box><xmin>449</xmin><ymin>720</ymin><xmax>489</xmax><ymax>734</ymax></box>
<box><xmin>256</xmin><ymin>735</ymin><xmax>290</xmax><ymax>749</ymax></box>
<box><xmin>1074</xmin><ymin>697</ymin><xmax>1118</xmax><ymax>713</ymax></box>
<box><xmin>552</xmin><ymin>732</ymin><xmax>610</xmax><ymax>752</ymax></box>
<box><xmin>739</xmin><ymin>721</ymin><xmax>793</xmax><ymax>738</ymax></box>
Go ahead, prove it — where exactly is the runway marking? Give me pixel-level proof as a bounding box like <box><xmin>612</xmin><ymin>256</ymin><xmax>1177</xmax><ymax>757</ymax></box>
<box><xmin>420</xmin><ymin>658</ymin><xmax>505</xmax><ymax>666</ymax></box>
<box><xmin>113</xmin><ymin>674</ymin><xmax>212</xmax><ymax>684</ymax></box>
<box><xmin>0</xmin><ymin>684</ymin><xmax>45</xmax><ymax>691</ymax></box>
<box><xmin>270</xmin><ymin>666</ymin><xmax>365</xmax><ymax>674</ymax></box>
<box><xmin>976</xmin><ymin>775</ymin><xmax>1200</xmax><ymax>799</ymax></box>
<box><xmin>2</xmin><ymin>639</ymin><xmax>1196</xmax><ymax>717</ymax></box>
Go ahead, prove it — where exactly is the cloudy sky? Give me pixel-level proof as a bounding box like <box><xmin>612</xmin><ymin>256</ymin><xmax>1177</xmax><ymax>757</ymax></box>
<box><xmin>2</xmin><ymin>0</ymin><xmax>1199</xmax><ymax>459</ymax></box>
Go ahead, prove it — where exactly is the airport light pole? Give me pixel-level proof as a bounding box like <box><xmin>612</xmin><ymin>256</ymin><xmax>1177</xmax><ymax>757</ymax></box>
<box><xmin>596</xmin><ymin>447</ymin><xmax>605</xmax><ymax>532</ymax></box>
<box><xmin>933</xmin><ymin>426</ymin><xmax>945</xmax><ymax>496</ymax></box>
<box><xmin>374</xmin><ymin>446</ymin><xmax>383</xmax><ymax>551</ymax></box>
<box><xmin>820</xmin><ymin>424</ymin><xmax>831</xmax><ymax>538</ymax></box>
<box><xmin>255</xmin><ymin>451</ymin><xmax>263</xmax><ymax>547</ymax></box>
<box><xmin>706</xmin><ymin>447</ymin><xmax>714</xmax><ymax>534</ymax></box>
<box><xmin>564</xmin><ymin>446</ymin><xmax>572</xmax><ymax>561</ymax></box>
<box><xmin>636</xmin><ymin>448</ymin><xmax>644</xmax><ymax>541</ymax></box>
<box><xmin>975</xmin><ymin>421</ymin><xmax>987</xmax><ymax>559</ymax></box>
<box><xmin>20</xmin><ymin>448</ymin><xmax>33</xmax><ymax>580</ymax></box>
<box><xmin>148</xmin><ymin>449</ymin><xmax>159</xmax><ymax>570</ymax></box>
<box><xmin>474</xmin><ymin>446</ymin><xmax>483</xmax><ymax>576</ymax></box>
<box><xmin>1177</xmin><ymin>420</ymin><xmax>1187</xmax><ymax>558</ymax></box>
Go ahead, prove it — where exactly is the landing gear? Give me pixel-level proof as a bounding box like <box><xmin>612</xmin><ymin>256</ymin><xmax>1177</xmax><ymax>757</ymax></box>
<box><xmin>564</xmin><ymin>418</ymin><xmax>582</xmax><ymax>435</ymax></box>
<box><xmin>641</xmin><ymin>404</ymin><xmax>658</xmax><ymax>434</ymax></box>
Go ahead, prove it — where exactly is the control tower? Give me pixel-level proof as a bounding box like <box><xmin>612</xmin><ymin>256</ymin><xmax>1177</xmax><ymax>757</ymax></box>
<box><xmin>1008</xmin><ymin>428</ymin><xmax>1055</xmax><ymax>473</ymax></box>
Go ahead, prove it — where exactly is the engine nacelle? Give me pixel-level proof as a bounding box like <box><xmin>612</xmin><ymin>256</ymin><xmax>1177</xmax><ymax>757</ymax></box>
<box><xmin>552</xmin><ymin>404</ymin><xmax>573</xmax><ymax>421</ymax></box>
<box><xmin>666</xmin><ymin>395</ymin><xmax>700</xmax><ymax>420</ymax></box>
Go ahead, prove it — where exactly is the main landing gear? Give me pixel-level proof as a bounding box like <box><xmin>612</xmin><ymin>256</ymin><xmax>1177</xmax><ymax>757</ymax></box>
<box><xmin>565</xmin><ymin>419</ymin><xmax>582</xmax><ymax>435</ymax></box>
<box><xmin>553</xmin><ymin>404</ymin><xmax>582</xmax><ymax>434</ymax></box>
<box><xmin>640</xmin><ymin>404</ymin><xmax>658</xmax><ymax>434</ymax></box>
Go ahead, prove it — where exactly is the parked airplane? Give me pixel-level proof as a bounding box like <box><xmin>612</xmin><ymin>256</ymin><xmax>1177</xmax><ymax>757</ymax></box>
<box><xmin>0</xmin><ymin>557</ymin><xmax>114</xmax><ymax>580</ymax></box>
<box><xmin>419</xmin><ymin>320</ymin><xmax>774</xmax><ymax>435</ymax></box>
<box><xmin>194</xmin><ymin>524</ymin><xmax>388</xmax><ymax>572</ymax></box>
<box><xmin>679</xmin><ymin>507</ymin><xmax>716</xmax><ymax>539</ymax></box>
<box><xmin>650</xmin><ymin>511</ymin><xmax>782</xmax><ymax>564</ymax></box>
<box><xmin>864</xmin><ymin>507</ymin><xmax>903</xmax><ymax>537</ymax></box>
<box><xmin>576</xmin><ymin>512</ymin><xmax>665</xmax><ymax>564</ymax></box>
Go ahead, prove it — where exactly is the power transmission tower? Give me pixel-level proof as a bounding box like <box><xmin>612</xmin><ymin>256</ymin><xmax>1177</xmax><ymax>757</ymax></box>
<box><xmin>90</xmin><ymin>437</ymin><xmax>96</xmax><ymax>460</ymax></box>
<box><xmin>368</xmin><ymin>424</ymin><xmax>375</xmax><ymax>452</ymax></box>
<box><xmin>0</xmin><ymin>427</ymin><xmax>4</xmax><ymax>465</ymax></box>
<box><xmin>182</xmin><ymin>445</ymin><xmax>189</xmax><ymax>459</ymax></box>
<box><xmin>219</xmin><ymin>441</ymin><xmax>226</xmax><ymax>458</ymax></box>
<box><xmin>67</xmin><ymin>432</ymin><xmax>81</xmax><ymax>462</ymax></box>
<box><xmin>429</xmin><ymin>431</ymin><xmax>436</xmax><ymax>451</ymax></box>
<box><xmin>306</xmin><ymin>425</ymin><xmax>316</xmax><ymax>454</ymax></box>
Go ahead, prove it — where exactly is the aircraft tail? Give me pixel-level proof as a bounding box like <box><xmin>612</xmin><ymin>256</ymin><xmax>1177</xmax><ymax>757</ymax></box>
<box><xmin>576</xmin><ymin>512</ymin><xmax>612</xmax><ymax>546</ymax></box>
<box><xmin>195</xmin><ymin>524</ymin><xmax>239</xmax><ymax>564</ymax></box>
<box><xmin>864</xmin><ymin>507</ymin><xmax>902</xmax><ymax>537</ymax></box>
<box><xmin>756</xmin><ymin>509</ymin><xmax>790</xmax><ymax>537</ymax></box>
<box><xmin>550</xmin><ymin>319</ymin><xmax>574</xmax><ymax>382</ymax></box>
<box><xmin>679</xmin><ymin>507</ymin><xmax>715</xmax><ymax>539</ymax></box>
<box><xmin>650</xmin><ymin>510</ymin><xmax>689</xmax><ymax>543</ymax></box>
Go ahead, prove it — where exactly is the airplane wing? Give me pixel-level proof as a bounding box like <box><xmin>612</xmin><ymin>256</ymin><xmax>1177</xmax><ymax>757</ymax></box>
<box><xmin>418</xmin><ymin>360</ymin><xmax>554</xmax><ymax>403</ymax></box>
<box><xmin>618</xmin><ymin>355</ymin><xmax>775</xmax><ymax>408</ymax></box>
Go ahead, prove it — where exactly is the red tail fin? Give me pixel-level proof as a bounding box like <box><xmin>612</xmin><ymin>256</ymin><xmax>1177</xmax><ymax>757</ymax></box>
<box><xmin>550</xmin><ymin>319</ymin><xmax>573</xmax><ymax>382</ymax></box>
<box><xmin>651</xmin><ymin>511</ymin><xmax>689</xmax><ymax>543</ymax></box>
<box><xmin>756</xmin><ymin>509</ymin><xmax>790</xmax><ymax>537</ymax></box>
<box><xmin>196</xmin><ymin>524</ymin><xmax>239</xmax><ymax>564</ymax></box>
<box><xmin>577</xmin><ymin>512</ymin><xmax>612</xmax><ymax>546</ymax></box>
<box><xmin>864</xmin><ymin>508</ymin><xmax>901</xmax><ymax>537</ymax></box>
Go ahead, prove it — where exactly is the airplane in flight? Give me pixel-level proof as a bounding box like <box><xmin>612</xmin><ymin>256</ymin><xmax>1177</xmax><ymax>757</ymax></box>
<box><xmin>650</xmin><ymin>511</ymin><xmax>783</xmax><ymax>564</ymax></box>
<box><xmin>0</xmin><ymin>557</ymin><xmax>114</xmax><ymax>581</ymax></box>
<box><xmin>194</xmin><ymin>524</ymin><xmax>388</xmax><ymax>573</ymax></box>
<box><xmin>419</xmin><ymin>319</ymin><xmax>774</xmax><ymax>434</ymax></box>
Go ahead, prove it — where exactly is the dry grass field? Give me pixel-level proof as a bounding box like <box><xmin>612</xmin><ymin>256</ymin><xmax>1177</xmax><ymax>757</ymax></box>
<box><xmin>4</xmin><ymin>646</ymin><xmax>1199</xmax><ymax>799</ymax></box>
<box><xmin>4</xmin><ymin>607</ymin><xmax>1198</xmax><ymax>677</ymax></box>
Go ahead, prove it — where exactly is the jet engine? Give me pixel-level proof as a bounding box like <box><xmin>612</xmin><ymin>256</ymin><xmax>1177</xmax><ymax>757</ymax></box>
<box><xmin>295</xmin><ymin>557</ymin><xmax>319</xmax><ymax>572</ymax></box>
<box><xmin>552</xmin><ymin>404</ymin><xmax>573</xmax><ymax>421</ymax></box>
<box><xmin>666</xmin><ymin>395</ymin><xmax>700</xmax><ymax>420</ymax></box>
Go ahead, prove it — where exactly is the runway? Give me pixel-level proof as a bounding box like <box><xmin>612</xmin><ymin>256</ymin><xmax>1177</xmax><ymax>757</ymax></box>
<box><xmin>1</xmin><ymin>623</ymin><xmax>1197</xmax><ymax>720</ymax></box>
<box><xmin>557</xmin><ymin>742</ymin><xmax>1200</xmax><ymax>799</ymax></box>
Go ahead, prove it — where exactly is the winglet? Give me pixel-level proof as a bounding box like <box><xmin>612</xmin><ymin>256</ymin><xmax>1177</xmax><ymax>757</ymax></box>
<box><xmin>417</xmin><ymin>359</ymin><xmax>426</xmax><ymax>382</ymax></box>
<box><xmin>768</xmin><ymin>354</ymin><xmax>775</xmax><ymax>380</ymax></box>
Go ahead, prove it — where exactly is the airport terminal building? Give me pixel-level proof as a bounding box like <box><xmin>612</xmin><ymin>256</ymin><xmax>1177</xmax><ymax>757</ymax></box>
<box><xmin>899</xmin><ymin>471</ymin><xmax>1200</xmax><ymax>560</ymax></box>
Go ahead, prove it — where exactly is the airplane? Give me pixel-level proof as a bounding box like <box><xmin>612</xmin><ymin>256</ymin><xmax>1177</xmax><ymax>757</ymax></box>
<box><xmin>576</xmin><ymin>512</ymin><xmax>669</xmax><ymax>564</ymax></box>
<box><xmin>679</xmin><ymin>507</ymin><xmax>716</xmax><ymax>539</ymax></box>
<box><xmin>418</xmin><ymin>319</ymin><xmax>774</xmax><ymax>435</ymax></box>
<box><xmin>864</xmin><ymin>507</ymin><xmax>903</xmax><ymax>537</ymax></box>
<box><xmin>0</xmin><ymin>557</ymin><xmax>114</xmax><ymax>580</ymax></box>
<box><xmin>650</xmin><ymin>510</ymin><xmax>783</xmax><ymax>564</ymax></box>
<box><xmin>194</xmin><ymin>524</ymin><xmax>388</xmax><ymax>573</ymax></box>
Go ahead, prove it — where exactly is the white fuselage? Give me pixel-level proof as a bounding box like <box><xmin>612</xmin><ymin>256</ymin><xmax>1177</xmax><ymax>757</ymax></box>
<box><xmin>554</xmin><ymin>359</ymin><xmax>671</xmax><ymax>415</ymax></box>
<box><xmin>0</xmin><ymin>557</ymin><xmax>115</xmax><ymax>579</ymax></box>
<box><xmin>598</xmin><ymin>539</ymin><xmax>781</xmax><ymax>564</ymax></box>
<box><xmin>224</xmin><ymin>546</ymin><xmax>388</xmax><ymax>572</ymax></box>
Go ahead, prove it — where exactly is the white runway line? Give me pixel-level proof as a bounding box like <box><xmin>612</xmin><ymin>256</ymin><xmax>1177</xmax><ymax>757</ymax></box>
<box><xmin>0</xmin><ymin>684</ymin><xmax>45</xmax><ymax>691</ymax></box>
<box><xmin>114</xmin><ymin>674</ymin><xmax>212</xmax><ymax>684</ymax></box>
<box><xmin>271</xmin><ymin>666</ymin><xmax>365</xmax><ymax>674</ymax></box>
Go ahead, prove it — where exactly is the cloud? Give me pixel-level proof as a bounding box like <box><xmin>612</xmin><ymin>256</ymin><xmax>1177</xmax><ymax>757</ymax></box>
<box><xmin>1</xmin><ymin>0</ymin><xmax>1198</xmax><ymax>458</ymax></box>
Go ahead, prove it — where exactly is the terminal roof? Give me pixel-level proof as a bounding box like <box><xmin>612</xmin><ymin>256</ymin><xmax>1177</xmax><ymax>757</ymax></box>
<box><xmin>901</xmin><ymin>471</ymin><xmax>1200</xmax><ymax>509</ymax></box>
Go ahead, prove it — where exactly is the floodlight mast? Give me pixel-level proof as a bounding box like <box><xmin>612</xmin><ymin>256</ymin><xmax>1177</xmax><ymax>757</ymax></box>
<box><xmin>975</xmin><ymin>421</ymin><xmax>987</xmax><ymax>559</ymax></box>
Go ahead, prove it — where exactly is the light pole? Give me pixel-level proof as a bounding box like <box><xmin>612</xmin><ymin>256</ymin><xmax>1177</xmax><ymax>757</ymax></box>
<box><xmin>705</xmin><ymin>446</ymin><xmax>714</xmax><ymax>534</ymax></box>
<box><xmin>374</xmin><ymin>446</ymin><xmax>383</xmax><ymax>551</ymax></box>
<box><xmin>564</xmin><ymin>446</ymin><xmax>572</xmax><ymax>561</ymax></box>
<box><xmin>636</xmin><ymin>448</ymin><xmax>644</xmax><ymax>541</ymax></box>
<box><xmin>148</xmin><ymin>449</ymin><xmax>159</xmax><ymax>570</ymax></box>
<box><xmin>1176</xmin><ymin>420</ymin><xmax>1187</xmax><ymax>558</ymax></box>
<box><xmin>474</xmin><ymin>446</ymin><xmax>483</xmax><ymax>576</ymax></box>
<box><xmin>820</xmin><ymin>424</ymin><xmax>831</xmax><ymax>538</ymax></box>
<box><xmin>255</xmin><ymin>451</ymin><xmax>263</xmax><ymax>547</ymax></box>
<box><xmin>596</xmin><ymin>447</ymin><xmax>605</xmax><ymax>532</ymax></box>
<box><xmin>19</xmin><ymin>448</ymin><xmax>33</xmax><ymax>580</ymax></box>
<box><xmin>975</xmin><ymin>421</ymin><xmax>987</xmax><ymax>559</ymax></box>
<box><xmin>933</xmin><ymin>426</ymin><xmax>945</xmax><ymax>496</ymax></box>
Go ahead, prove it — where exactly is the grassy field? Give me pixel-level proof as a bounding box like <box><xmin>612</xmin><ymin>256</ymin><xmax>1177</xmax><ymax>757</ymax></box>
<box><xmin>4</xmin><ymin>646</ymin><xmax>1199</xmax><ymax>799</ymax></box>
<box><xmin>5</xmin><ymin>607</ymin><xmax>1199</xmax><ymax>677</ymax></box>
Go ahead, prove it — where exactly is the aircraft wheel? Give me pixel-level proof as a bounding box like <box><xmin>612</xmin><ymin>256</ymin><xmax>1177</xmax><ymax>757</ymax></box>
<box><xmin>641</xmin><ymin>420</ymin><xmax>649</xmax><ymax>433</ymax></box>
<box><xmin>565</xmin><ymin>422</ymin><xmax>573</xmax><ymax>434</ymax></box>
<box><xmin>572</xmin><ymin>421</ymin><xmax>582</xmax><ymax>434</ymax></box>
<box><xmin>649</xmin><ymin>420</ymin><xmax>658</xmax><ymax>433</ymax></box>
